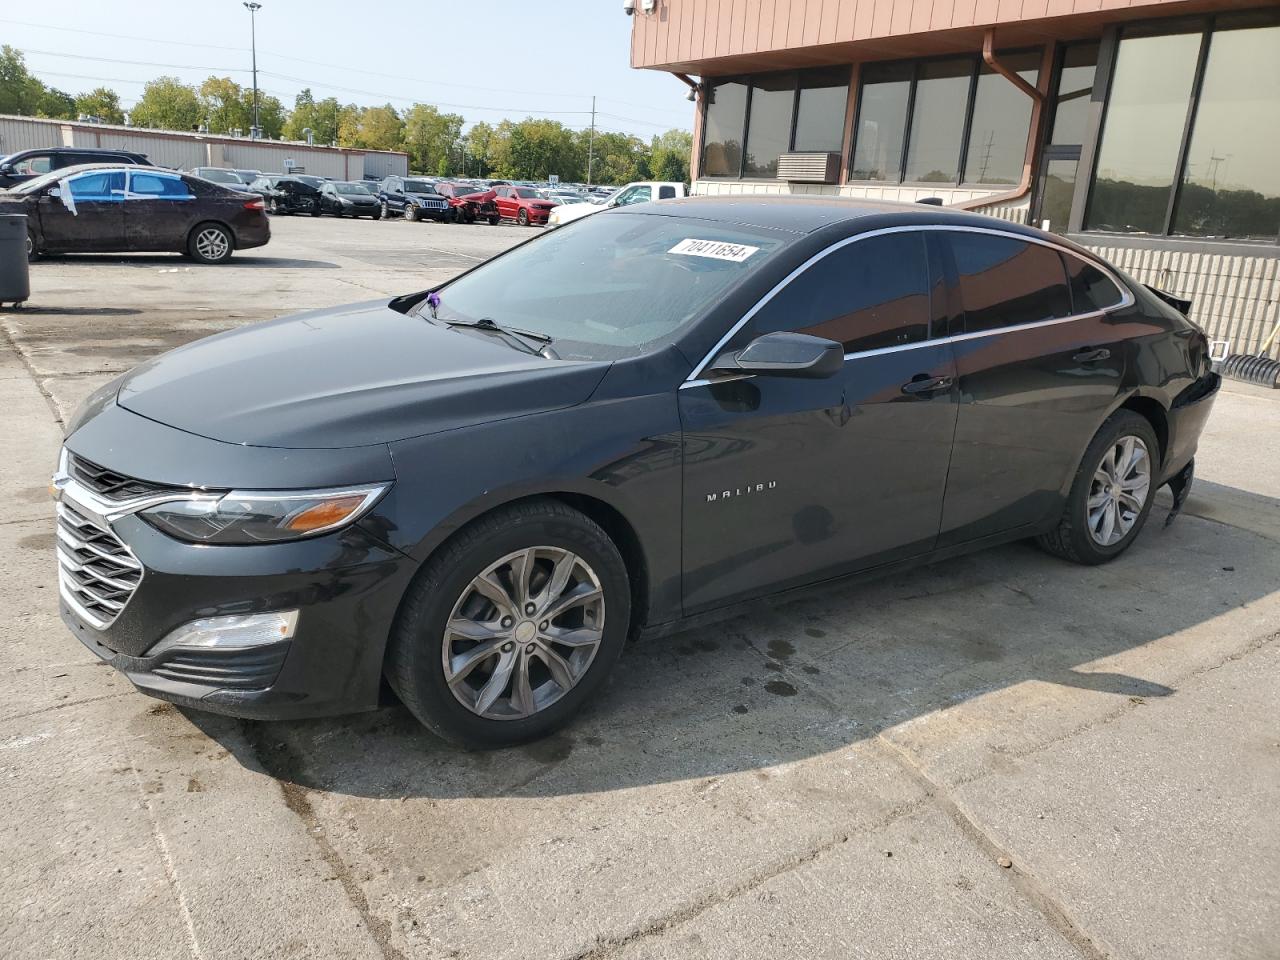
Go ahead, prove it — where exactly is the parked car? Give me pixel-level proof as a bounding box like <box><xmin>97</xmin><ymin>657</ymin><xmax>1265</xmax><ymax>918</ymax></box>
<box><xmin>50</xmin><ymin>197</ymin><xmax>1218</xmax><ymax>748</ymax></box>
<box><xmin>188</xmin><ymin>167</ymin><xmax>254</xmax><ymax>193</ymax></box>
<box><xmin>492</xmin><ymin>185</ymin><xmax>558</xmax><ymax>226</ymax></box>
<box><xmin>377</xmin><ymin>175</ymin><xmax>449</xmax><ymax>222</ymax></box>
<box><xmin>5</xmin><ymin>163</ymin><xmax>269</xmax><ymax>263</ymax></box>
<box><xmin>233</xmin><ymin>169</ymin><xmax>262</xmax><ymax>186</ymax></box>
<box><xmin>357</xmin><ymin>179</ymin><xmax>383</xmax><ymax>194</ymax></box>
<box><xmin>247</xmin><ymin>175</ymin><xmax>323</xmax><ymax>216</ymax></box>
<box><xmin>0</xmin><ymin>147</ymin><xmax>152</xmax><ymax>189</ymax></box>
<box><xmin>434</xmin><ymin>182</ymin><xmax>500</xmax><ymax>224</ymax></box>
<box><xmin>319</xmin><ymin>181</ymin><xmax>381</xmax><ymax>219</ymax></box>
<box><xmin>548</xmin><ymin>181</ymin><xmax>685</xmax><ymax>227</ymax></box>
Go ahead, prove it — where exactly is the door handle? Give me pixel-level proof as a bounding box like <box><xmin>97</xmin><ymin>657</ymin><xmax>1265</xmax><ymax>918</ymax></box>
<box><xmin>901</xmin><ymin>374</ymin><xmax>953</xmax><ymax>395</ymax></box>
<box><xmin>1073</xmin><ymin>348</ymin><xmax>1111</xmax><ymax>363</ymax></box>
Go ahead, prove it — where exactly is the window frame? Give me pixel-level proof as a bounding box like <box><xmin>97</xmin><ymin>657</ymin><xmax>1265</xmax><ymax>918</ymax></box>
<box><xmin>1080</xmin><ymin>11</ymin><xmax>1280</xmax><ymax>245</ymax></box>
<box><xmin>701</xmin><ymin>67</ymin><xmax>852</xmax><ymax>181</ymax></box>
<box><xmin>849</xmin><ymin>49</ymin><xmax>1042</xmax><ymax>188</ymax></box>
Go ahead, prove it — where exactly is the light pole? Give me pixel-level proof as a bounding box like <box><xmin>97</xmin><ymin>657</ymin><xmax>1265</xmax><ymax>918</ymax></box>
<box><xmin>243</xmin><ymin>2</ymin><xmax>262</xmax><ymax>138</ymax></box>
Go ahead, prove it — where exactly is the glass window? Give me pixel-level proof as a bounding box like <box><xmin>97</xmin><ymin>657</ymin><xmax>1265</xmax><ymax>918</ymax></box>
<box><xmin>744</xmin><ymin>73</ymin><xmax>795</xmax><ymax>178</ymax></box>
<box><xmin>904</xmin><ymin>59</ymin><xmax>972</xmax><ymax>183</ymax></box>
<box><xmin>1086</xmin><ymin>29</ymin><xmax>1201</xmax><ymax>234</ymax></box>
<box><xmin>1063</xmin><ymin>255</ymin><xmax>1124</xmax><ymax>312</ymax></box>
<box><xmin>13</xmin><ymin>155</ymin><xmax>52</xmax><ymax>176</ymax></box>
<box><xmin>1172</xmin><ymin>21</ymin><xmax>1280</xmax><ymax>240</ymax></box>
<box><xmin>963</xmin><ymin>52</ymin><xmax>1040</xmax><ymax>185</ymax></box>
<box><xmin>851</xmin><ymin>62</ymin><xmax>912</xmax><ymax>181</ymax></box>
<box><xmin>794</xmin><ymin>67</ymin><xmax>849</xmax><ymax>153</ymax></box>
<box><xmin>128</xmin><ymin>173</ymin><xmax>191</xmax><ymax>198</ymax></box>
<box><xmin>702</xmin><ymin>79</ymin><xmax>749</xmax><ymax>178</ymax></box>
<box><xmin>949</xmin><ymin>234</ymin><xmax>1071</xmax><ymax>332</ymax></box>
<box><xmin>752</xmin><ymin>232</ymin><xmax>932</xmax><ymax>352</ymax></box>
<box><xmin>614</xmin><ymin>186</ymin><xmax>652</xmax><ymax>206</ymax></box>
<box><xmin>1038</xmin><ymin>158</ymin><xmax>1079</xmax><ymax>234</ymax></box>
<box><xmin>1048</xmin><ymin>44</ymin><xmax>1098</xmax><ymax>146</ymax></box>
<box><xmin>68</xmin><ymin>171</ymin><xmax>125</xmax><ymax>200</ymax></box>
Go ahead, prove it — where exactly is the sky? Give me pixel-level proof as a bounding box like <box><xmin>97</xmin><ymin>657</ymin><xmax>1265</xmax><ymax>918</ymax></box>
<box><xmin>2</xmin><ymin>0</ymin><xmax>694</xmax><ymax>140</ymax></box>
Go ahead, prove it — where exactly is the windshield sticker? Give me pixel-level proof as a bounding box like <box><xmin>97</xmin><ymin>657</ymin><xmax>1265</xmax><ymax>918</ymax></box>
<box><xmin>668</xmin><ymin>238</ymin><xmax>759</xmax><ymax>263</ymax></box>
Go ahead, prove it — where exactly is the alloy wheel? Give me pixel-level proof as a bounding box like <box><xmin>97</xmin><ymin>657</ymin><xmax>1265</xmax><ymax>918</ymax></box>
<box><xmin>1087</xmin><ymin>435</ymin><xmax>1151</xmax><ymax>546</ymax></box>
<box><xmin>194</xmin><ymin>227</ymin><xmax>230</xmax><ymax>262</ymax></box>
<box><xmin>442</xmin><ymin>547</ymin><xmax>606</xmax><ymax>720</ymax></box>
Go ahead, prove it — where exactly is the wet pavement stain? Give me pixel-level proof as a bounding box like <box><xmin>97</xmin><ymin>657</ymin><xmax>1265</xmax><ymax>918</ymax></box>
<box><xmin>731</xmin><ymin>704</ymin><xmax>749</xmax><ymax>714</ymax></box>
<box><xmin>18</xmin><ymin>531</ymin><xmax>55</xmax><ymax>552</ymax></box>
<box><xmin>522</xmin><ymin>733</ymin><xmax>574</xmax><ymax>765</ymax></box>
<box><xmin>740</xmin><ymin>676</ymin><xmax>756</xmax><ymax>686</ymax></box>
<box><xmin>801</xmin><ymin>665</ymin><xmax>820</xmax><ymax>675</ymax></box>
<box><xmin>764</xmin><ymin>661</ymin><xmax>784</xmax><ymax>673</ymax></box>
<box><xmin>767</xmin><ymin>638</ymin><xmax>795</xmax><ymax>660</ymax></box>
<box><xmin>764</xmin><ymin>680</ymin><xmax>797</xmax><ymax>697</ymax></box>
<box><xmin>805</xmin><ymin>627</ymin><xmax>827</xmax><ymax>638</ymax></box>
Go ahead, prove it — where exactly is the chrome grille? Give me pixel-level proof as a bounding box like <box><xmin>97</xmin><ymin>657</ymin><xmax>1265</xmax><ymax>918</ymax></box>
<box><xmin>56</xmin><ymin>501</ymin><xmax>142</xmax><ymax>629</ymax></box>
<box><xmin>68</xmin><ymin>454</ymin><xmax>174</xmax><ymax>502</ymax></box>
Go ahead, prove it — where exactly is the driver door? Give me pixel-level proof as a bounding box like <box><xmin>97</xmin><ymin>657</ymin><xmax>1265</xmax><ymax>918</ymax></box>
<box><xmin>36</xmin><ymin>170</ymin><xmax>126</xmax><ymax>252</ymax></box>
<box><xmin>678</xmin><ymin>230</ymin><xmax>959</xmax><ymax>613</ymax></box>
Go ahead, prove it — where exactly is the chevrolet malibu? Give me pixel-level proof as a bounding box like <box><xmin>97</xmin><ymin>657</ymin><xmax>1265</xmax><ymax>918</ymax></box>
<box><xmin>53</xmin><ymin>197</ymin><xmax>1219</xmax><ymax>748</ymax></box>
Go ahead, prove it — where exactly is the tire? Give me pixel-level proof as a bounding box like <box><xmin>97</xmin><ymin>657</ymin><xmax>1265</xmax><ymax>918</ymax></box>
<box><xmin>26</xmin><ymin>230</ymin><xmax>38</xmax><ymax>262</ymax></box>
<box><xmin>267</xmin><ymin>197</ymin><xmax>278</xmax><ymax>214</ymax></box>
<box><xmin>488</xmin><ymin>215</ymin><xmax>500</xmax><ymax>226</ymax></box>
<box><xmin>517</xmin><ymin>208</ymin><xmax>529</xmax><ymax>226</ymax></box>
<box><xmin>405</xmin><ymin>203</ymin><xmax>419</xmax><ymax>222</ymax></box>
<box><xmin>386</xmin><ymin>499</ymin><xmax>631</xmax><ymax>749</ymax></box>
<box><xmin>381</xmin><ymin>200</ymin><xmax>390</xmax><ymax>219</ymax></box>
<box><xmin>186</xmin><ymin>223</ymin><xmax>234</xmax><ymax>264</ymax></box>
<box><xmin>1036</xmin><ymin>410</ymin><xmax>1160</xmax><ymax>565</ymax></box>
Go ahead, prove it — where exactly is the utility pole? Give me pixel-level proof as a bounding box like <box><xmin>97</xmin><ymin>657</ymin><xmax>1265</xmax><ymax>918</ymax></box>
<box><xmin>244</xmin><ymin>2</ymin><xmax>262</xmax><ymax>138</ymax></box>
<box><xmin>587</xmin><ymin>96</ymin><xmax>596</xmax><ymax>187</ymax></box>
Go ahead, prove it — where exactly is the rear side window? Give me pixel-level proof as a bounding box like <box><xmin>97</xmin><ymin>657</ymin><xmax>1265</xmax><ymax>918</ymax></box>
<box><xmin>129</xmin><ymin>173</ymin><xmax>191</xmax><ymax>198</ymax></box>
<box><xmin>752</xmin><ymin>231</ymin><xmax>932</xmax><ymax>353</ymax></box>
<box><xmin>1062</xmin><ymin>254</ymin><xmax>1124</xmax><ymax>312</ymax></box>
<box><xmin>949</xmin><ymin>233</ymin><xmax>1071</xmax><ymax>333</ymax></box>
<box><xmin>658</xmin><ymin>185</ymin><xmax>677</xmax><ymax>199</ymax></box>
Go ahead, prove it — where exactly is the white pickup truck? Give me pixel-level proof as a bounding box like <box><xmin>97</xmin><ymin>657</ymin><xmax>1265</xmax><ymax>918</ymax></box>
<box><xmin>546</xmin><ymin>180</ymin><xmax>687</xmax><ymax>227</ymax></box>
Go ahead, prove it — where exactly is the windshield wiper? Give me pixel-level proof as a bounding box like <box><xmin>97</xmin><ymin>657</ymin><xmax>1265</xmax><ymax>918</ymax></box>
<box><xmin>440</xmin><ymin>316</ymin><xmax>557</xmax><ymax>358</ymax></box>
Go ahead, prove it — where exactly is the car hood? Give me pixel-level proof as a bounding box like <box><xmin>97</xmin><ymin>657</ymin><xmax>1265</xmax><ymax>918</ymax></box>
<box><xmin>116</xmin><ymin>300</ymin><xmax>611</xmax><ymax>449</ymax></box>
<box><xmin>405</xmin><ymin>191</ymin><xmax>443</xmax><ymax>201</ymax></box>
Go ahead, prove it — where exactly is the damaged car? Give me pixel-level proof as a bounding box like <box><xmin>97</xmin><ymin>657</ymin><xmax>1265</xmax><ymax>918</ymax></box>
<box><xmin>52</xmin><ymin>197</ymin><xmax>1218</xmax><ymax>748</ymax></box>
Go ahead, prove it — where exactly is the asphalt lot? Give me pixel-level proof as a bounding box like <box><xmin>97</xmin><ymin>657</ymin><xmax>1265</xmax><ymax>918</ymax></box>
<box><xmin>2</xmin><ymin>214</ymin><xmax>1278</xmax><ymax>960</ymax></box>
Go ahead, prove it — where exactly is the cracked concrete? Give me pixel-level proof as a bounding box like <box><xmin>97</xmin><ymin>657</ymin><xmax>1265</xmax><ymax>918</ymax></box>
<box><xmin>0</xmin><ymin>216</ymin><xmax>1276</xmax><ymax>959</ymax></box>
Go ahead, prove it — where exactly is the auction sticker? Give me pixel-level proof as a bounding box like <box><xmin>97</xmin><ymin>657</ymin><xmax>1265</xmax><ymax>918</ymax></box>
<box><xmin>669</xmin><ymin>238</ymin><xmax>760</xmax><ymax>262</ymax></box>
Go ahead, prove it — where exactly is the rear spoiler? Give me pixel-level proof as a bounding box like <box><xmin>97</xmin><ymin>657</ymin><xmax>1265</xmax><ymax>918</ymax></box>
<box><xmin>1144</xmin><ymin>284</ymin><xmax>1193</xmax><ymax>316</ymax></box>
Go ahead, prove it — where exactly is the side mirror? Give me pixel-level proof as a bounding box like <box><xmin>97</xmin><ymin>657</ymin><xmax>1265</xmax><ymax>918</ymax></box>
<box><xmin>0</xmin><ymin>162</ymin><xmax>13</xmax><ymax>175</ymax></box>
<box><xmin>712</xmin><ymin>332</ymin><xmax>844</xmax><ymax>379</ymax></box>
<box><xmin>46</xmin><ymin>186</ymin><xmax>62</xmax><ymax>198</ymax></box>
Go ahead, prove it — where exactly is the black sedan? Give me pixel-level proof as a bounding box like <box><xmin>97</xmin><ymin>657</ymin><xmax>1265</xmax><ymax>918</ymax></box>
<box><xmin>5</xmin><ymin>164</ymin><xmax>270</xmax><ymax>264</ymax></box>
<box><xmin>52</xmin><ymin>197</ymin><xmax>1218</xmax><ymax>748</ymax></box>
<box><xmin>248</xmin><ymin>175</ymin><xmax>322</xmax><ymax>216</ymax></box>
<box><xmin>318</xmin><ymin>181</ymin><xmax>381</xmax><ymax>219</ymax></box>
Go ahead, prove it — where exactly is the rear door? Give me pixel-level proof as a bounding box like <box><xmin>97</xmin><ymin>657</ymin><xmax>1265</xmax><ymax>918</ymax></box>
<box><xmin>36</xmin><ymin>169</ymin><xmax>126</xmax><ymax>252</ymax></box>
<box><xmin>678</xmin><ymin>229</ymin><xmax>958</xmax><ymax>612</ymax></box>
<box><xmin>123</xmin><ymin>170</ymin><xmax>196</xmax><ymax>250</ymax></box>
<box><xmin>493</xmin><ymin>186</ymin><xmax>513</xmax><ymax>219</ymax></box>
<box><xmin>935</xmin><ymin>229</ymin><xmax>1128</xmax><ymax>546</ymax></box>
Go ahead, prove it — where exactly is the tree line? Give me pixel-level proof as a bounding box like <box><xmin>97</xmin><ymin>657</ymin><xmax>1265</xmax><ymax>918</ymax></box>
<box><xmin>0</xmin><ymin>46</ymin><xmax>692</xmax><ymax>184</ymax></box>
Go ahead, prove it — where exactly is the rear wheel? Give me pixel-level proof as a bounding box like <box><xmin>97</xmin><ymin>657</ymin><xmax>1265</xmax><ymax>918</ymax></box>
<box><xmin>386</xmin><ymin>499</ymin><xmax>630</xmax><ymax>748</ymax></box>
<box><xmin>26</xmin><ymin>230</ymin><xmax>38</xmax><ymax>262</ymax></box>
<box><xmin>186</xmin><ymin>223</ymin><xmax>233</xmax><ymax>264</ymax></box>
<box><xmin>1036</xmin><ymin>410</ymin><xmax>1159</xmax><ymax>564</ymax></box>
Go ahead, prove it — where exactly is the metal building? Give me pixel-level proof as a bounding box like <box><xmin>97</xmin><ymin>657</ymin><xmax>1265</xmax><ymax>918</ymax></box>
<box><xmin>0</xmin><ymin>115</ymin><xmax>408</xmax><ymax>181</ymax></box>
<box><xmin>630</xmin><ymin>0</ymin><xmax>1280</xmax><ymax>356</ymax></box>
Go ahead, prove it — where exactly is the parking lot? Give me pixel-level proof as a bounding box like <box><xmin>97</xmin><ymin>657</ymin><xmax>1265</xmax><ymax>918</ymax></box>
<box><xmin>2</xmin><ymin>214</ymin><xmax>1278</xmax><ymax>960</ymax></box>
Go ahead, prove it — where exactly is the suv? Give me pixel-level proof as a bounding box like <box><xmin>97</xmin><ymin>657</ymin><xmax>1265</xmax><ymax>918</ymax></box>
<box><xmin>0</xmin><ymin>147</ymin><xmax>152</xmax><ymax>188</ymax></box>
<box><xmin>377</xmin><ymin>176</ymin><xmax>449</xmax><ymax>222</ymax></box>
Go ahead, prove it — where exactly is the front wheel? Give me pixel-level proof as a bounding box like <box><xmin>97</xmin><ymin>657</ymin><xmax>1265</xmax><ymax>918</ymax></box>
<box><xmin>488</xmin><ymin>215</ymin><xmax>500</xmax><ymax>226</ymax></box>
<box><xmin>386</xmin><ymin>499</ymin><xmax>631</xmax><ymax>748</ymax></box>
<box><xmin>517</xmin><ymin>208</ymin><xmax>529</xmax><ymax>227</ymax></box>
<box><xmin>1036</xmin><ymin>410</ymin><xmax>1159</xmax><ymax>565</ymax></box>
<box><xmin>381</xmin><ymin>201</ymin><xmax>389</xmax><ymax>219</ymax></box>
<box><xmin>187</xmin><ymin>223</ymin><xmax>234</xmax><ymax>264</ymax></box>
<box><xmin>405</xmin><ymin>203</ymin><xmax>419</xmax><ymax>222</ymax></box>
<box><xmin>310</xmin><ymin>200</ymin><xmax>321</xmax><ymax>217</ymax></box>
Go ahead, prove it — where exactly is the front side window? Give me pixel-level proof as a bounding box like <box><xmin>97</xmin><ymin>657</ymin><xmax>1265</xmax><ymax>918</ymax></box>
<box><xmin>427</xmin><ymin>213</ymin><xmax>788</xmax><ymax>360</ymax></box>
<box><xmin>751</xmin><ymin>232</ymin><xmax>932</xmax><ymax>353</ymax></box>
<box><xmin>613</xmin><ymin>186</ymin><xmax>651</xmax><ymax>206</ymax></box>
<box><xmin>13</xmin><ymin>155</ymin><xmax>53</xmax><ymax>176</ymax></box>
<box><xmin>68</xmin><ymin>171</ymin><xmax>125</xmax><ymax>201</ymax></box>
<box><xmin>948</xmin><ymin>233</ymin><xmax>1072</xmax><ymax>333</ymax></box>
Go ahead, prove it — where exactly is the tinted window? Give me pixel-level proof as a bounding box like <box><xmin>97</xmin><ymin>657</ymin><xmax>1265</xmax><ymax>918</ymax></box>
<box><xmin>1048</xmin><ymin>43</ymin><xmax>1098</xmax><ymax>146</ymax></box>
<box><xmin>950</xmin><ymin>234</ymin><xmax>1071</xmax><ymax>332</ymax></box>
<box><xmin>129</xmin><ymin>173</ymin><xmax>190</xmax><ymax>198</ymax></box>
<box><xmin>12</xmin><ymin>155</ymin><xmax>52</xmax><ymax>176</ymax></box>
<box><xmin>794</xmin><ymin>67</ymin><xmax>849</xmax><ymax>153</ymax></box>
<box><xmin>752</xmin><ymin>232</ymin><xmax>932</xmax><ymax>353</ymax></box>
<box><xmin>904</xmin><ymin>59</ymin><xmax>971</xmax><ymax>183</ymax></box>
<box><xmin>702</xmin><ymin>79</ymin><xmax>748</xmax><ymax>177</ymax></box>
<box><xmin>851</xmin><ymin>62</ymin><xmax>911</xmax><ymax>180</ymax></box>
<box><xmin>963</xmin><ymin>52</ymin><xmax>1039</xmax><ymax>185</ymax></box>
<box><xmin>657</xmin><ymin>185</ymin><xmax>677</xmax><ymax>199</ymax></box>
<box><xmin>68</xmin><ymin>171</ymin><xmax>125</xmax><ymax>200</ymax></box>
<box><xmin>743</xmin><ymin>72</ymin><xmax>795</xmax><ymax>178</ymax></box>
<box><xmin>1062</xmin><ymin>255</ymin><xmax>1123</xmax><ymax>312</ymax></box>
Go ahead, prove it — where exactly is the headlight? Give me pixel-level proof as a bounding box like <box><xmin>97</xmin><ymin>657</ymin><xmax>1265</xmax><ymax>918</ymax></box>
<box><xmin>140</xmin><ymin>484</ymin><xmax>389</xmax><ymax>544</ymax></box>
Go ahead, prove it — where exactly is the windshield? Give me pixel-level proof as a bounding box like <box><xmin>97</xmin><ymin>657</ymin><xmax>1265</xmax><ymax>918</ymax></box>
<box><xmin>404</xmin><ymin>179</ymin><xmax>434</xmax><ymax>193</ymax></box>
<box><xmin>200</xmin><ymin>169</ymin><xmax>243</xmax><ymax>184</ymax></box>
<box><xmin>293</xmin><ymin>175</ymin><xmax>323</xmax><ymax>187</ymax></box>
<box><xmin>514</xmin><ymin>188</ymin><xmax>539</xmax><ymax>199</ymax></box>
<box><xmin>425</xmin><ymin>212</ymin><xmax>788</xmax><ymax>361</ymax></box>
<box><xmin>336</xmin><ymin>183</ymin><xmax>370</xmax><ymax>195</ymax></box>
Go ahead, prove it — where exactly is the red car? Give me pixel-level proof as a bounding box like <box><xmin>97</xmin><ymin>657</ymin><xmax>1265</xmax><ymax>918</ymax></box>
<box><xmin>434</xmin><ymin>182</ymin><xmax>499</xmax><ymax>224</ymax></box>
<box><xmin>492</xmin><ymin>185</ymin><xmax>558</xmax><ymax>226</ymax></box>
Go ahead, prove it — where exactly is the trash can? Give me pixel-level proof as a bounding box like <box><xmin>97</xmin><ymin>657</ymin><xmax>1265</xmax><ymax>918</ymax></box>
<box><xmin>0</xmin><ymin>213</ymin><xmax>31</xmax><ymax>306</ymax></box>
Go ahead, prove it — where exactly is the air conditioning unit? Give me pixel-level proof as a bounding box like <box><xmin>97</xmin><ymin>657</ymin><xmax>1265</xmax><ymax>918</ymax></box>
<box><xmin>777</xmin><ymin>152</ymin><xmax>841</xmax><ymax>184</ymax></box>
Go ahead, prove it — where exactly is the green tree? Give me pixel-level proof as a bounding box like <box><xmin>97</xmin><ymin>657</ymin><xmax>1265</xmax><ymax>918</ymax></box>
<box><xmin>283</xmin><ymin>88</ymin><xmax>318</xmax><ymax>141</ymax></box>
<box><xmin>35</xmin><ymin>87</ymin><xmax>75</xmax><ymax>120</ymax></box>
<box><xmin>130</xmin><ymin>76</ymin><xmax>201</xmax><ymax>131</ymax></box>
<box><xmin>464</xmin><ymin>121</ymin><xmax>495</xmax><ymax>177</ymax></box>
<box><xmin>199</xmin><ymin>76</ymin><xmax>249</xmax><ymax>134</ymax></box>
<box><xmin>355</xmin><ymin>104</ymin><xmax>404</xmax><ymax>151</ymax></box>
<box><xmin>494</xmin><ymin>118</ymin><xmax>582</xmax><ymax>181</ymax></box>
<box><xmin>74</xmin><ymin>87</ymin><xmax>125</xmax><ymax>125</ymax></box>
<box><xmin>649</xmin><ymin>128</ymin><xmax>693</xmax><ymax>183</ymax></box>
<box><xmin>587</xmin><ymin>130</ymin><xmax>650</xmax><ymax>185</ymax></box>
<box><xmin>403</xmin><ymin>103</ymin><xmax>463</xmax><ymax>174</ymax></box>
<box><xmin>0</xmin><ymin>46</ymin><xmax>48</xmax><ymax>115</ymax></box>
<box><xmin>335</xmin><ymin>102</ymin><xmax>362</xmax><ymax>146</ymax></box>
<box><xmin>244</xmin><ymin>91</ymin><xmax>285</xmax><ymax>139</ymax></box>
